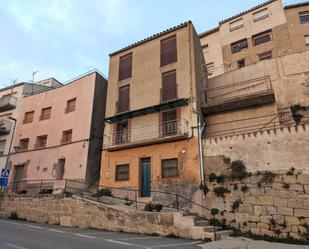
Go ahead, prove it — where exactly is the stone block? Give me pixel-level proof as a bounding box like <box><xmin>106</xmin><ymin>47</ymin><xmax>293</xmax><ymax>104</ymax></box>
<box><xmin>304</xmin><ymin>199</ymin><xmax>309</xmax><ymax>210</ymax></box>
<box><xmin>256</xmin><ymin>196</ymin><xmax>273</xmax><ymax>206</ymax></box>
<box><xmin>60</xmin><ymin>216</ymin><xmax>75</xmax><ymax>227</ymax></box>
<box><xmin>249</xmin><ymin>215</ymin><xmax>260</xmax><ymax>223</ymax></box>
<box><xmin>254</xmin><ymin>206</ymin><xmax>267</xmax><ymax>215</ymax></box>
<box><xmin>272</xmin><ymin>215</ymin><xmax>284</xmax><ymax>225</ymax></box>
<box><xmin>277</xmin><ymin>207</ymin><xmax>293</xmax><ymax>216</ymax></box>
<box><xmin>283</xmin><ymin>175</ymin><xmax>297</xmax><ymax>184</ymax></box>
<box><xmin>266</xmin><ymin>206</ymin><xmax>277</xmax><ymax>215</ymax></box>
<box><xmin>260</xmin><ymin>215</ymin><xmax>272</xmax><ymax>224</ymax></box>
<box><xmin>250</xmin><ymin>228</ymin><xmax>261</xmax><ymax>235</ymax></box>
<box><xmin>287</xmin><ymin>199</ymin><xmax>303</xmax><ymax>209</ymax></box>
<box><xmin>261</xmin><ymin>229</ymin><xmax>275</xmax><ymax>237</ymax></box>
<box><xmin>238</xmin><ymin>202</ymin><xmax>253</xmax><ymax>213</ymax></box>
<box><xmin>279</xmin><ymin>190</ymin><xmax>297</xmax><ymax>198</ymax></box>
<box><xmin>285</xmin><ymin>216</ymin><xmax>300</xmax><ymax>226</ymax></box>
<box><xmin>294</xmin><ymin>209</ymin><xmax>309</xmax><ymax>218</ymax></box>
<box><xmin>297</xmin><ymin>175</ymin><xmax>309</xmax><ymax>184</ymax></box>
<box><xmin>256</xmin><ymin>223</ymin><xmax>269</xmax><ymax>230</ymax></box>
<box><xmin>274</xmin><ymin>197</ymin><xmax>287</xmax><ymax>207</ymax></box>
<box><xmin>291</xmin><ymin>225</ymin><xmax>299</xmax><ymax>233</ymax></box>
<box><xmin>235</xmin><ymin>213</ymin><xmax>249</xmax><ymax>223</ymax></box>
<box><xmin>289</xmin><ymin>184</ymin><xmax>304</xmax><ymax>192</ymax></box>
<box><xmin>304</xmin><ymin>185</ymin><xmax>309</xmax><ymax>194</ymax></box>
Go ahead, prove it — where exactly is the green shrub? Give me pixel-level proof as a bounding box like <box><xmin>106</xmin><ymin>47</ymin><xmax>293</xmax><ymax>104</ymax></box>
<box><xmin>199</xmin><ymin>183</ymin><xmax>209</xmax><ymax>196</ymax></box>
<box><xmin>231</xmin><ymin>199</ymin><xmax>241</xmax><ymax>211</ymax></box>
<box><xmin>287</xmin><ymin>167</ymin><xmax>295</xmax><ymax>176</ymax></box>
<box><xmin>153</xmin><ymin>203</ymin><xmax>163</xmax><ymax>212</ymax></box>
<box><xmin>216</xmin><ymin>174</ymin><xmax>225</xmax><ymax>183</ymax></box>
<box><xmin>92</xmin><ymin>188</ymin><xmax>112</xmax><ymax>197</ymax></box>
<box><xmin>230</xmin><ymin>160</ymin><xmax>249</xmax><ymax>180</ymax></box>
<box><xmin>291</xmin><ymin>105</ymin><xmax>305</xmax><ymax>124</ymax></box>
<box><xmin>283</xmin><ymin>183</ymin><xmax>290</xmax><ymax>189</ymax></box>
<box><xmin>144</xmin><ymin>203</ymin><xmax>153</xmax><ymax>212</ymax></box>
<box><xmin>261</xmin><ymin>171</ymin><xmax>276</xmax><ymax>184</ymax></box>
<box><xmin>211</xmin><ymin>208</ymin><xmax>220</xmax><ymax>216</ymax></box>
<box><xmin>213</xmin><ymin>187</ymin><xmax>230</xmax><ymax>198</ymax></box>
<box><xmin>9</xmin><ymin>211</ymin><xmax>18</xmax><ymax>220</ymax></box>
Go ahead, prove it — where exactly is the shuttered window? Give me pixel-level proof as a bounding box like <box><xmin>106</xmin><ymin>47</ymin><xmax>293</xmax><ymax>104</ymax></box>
<box><xmin>229</xmin><ymin>19</ymin><xmax>244</xmax><ymax>31</ymax></box>
<box><xmin>259</xmin><ymin>51</ymin><xmax>272</xmax><ymax>61</ymax></box>
<box><xmin>23</xmin><ymin>111</ymin><xmax>34</xmax><ymax>124</ymax></box>
<box><xmin>40</xmin><ymin>107</ymin><xmax>52</xmax><ymax>120</ymax></box>
<box><xmin>161</xmin><ymin>158</ymin><xmax>178</xmax><ymax>178</ymax></box>
<box><xmin>231</xmin><ymin>39</ymin><xmax>248</xmax><ymax>53</ymax></box>
<box><xmin>160</xmin><ymin>35</ymin><xmax>177</xmax><ymax>66</ymax></box>
<box><xmin>19</xmin><ymin>138</ymin><xmax>29</xmax><ymax>151</ymax></box>
<box><xmin>0</xmin><ymin>140</ymin><xmax>6</xmax><ymax>156</ymax></box>
<box><xmin>299</xmin><ymin>11</ymin><xmax>309</xmax><ymax>24</ymax></box>
<box><xmin>61</xmin><ymin>129</ymin><xmax>72</xmax><ymax>144</ymax></box>
<box><xmin>253</xmin><ymin>8</ymin><xmax>269</xmax><ymax>22</ymax></box>
<box><xmin>115</xmin><ymin>164</ymin><xmax>129</xmax><ymax>181</ymax></box>
<box><xmin>65</xmin><ymin>98</ymin><xmax>76</xmax><ymax>113</ymax></box>
<box><xmin>35</xmin><ymin>135</ymin><xmax>47</xmax><ymax>148</ymax></box>
<box><xmin>119</xmin><ymin>53</ymin><xmax>132</xmax><ymax>81</ymax></box>
<box><xmin>115</xmin><ymin>121</ymin><xmax>129</xmax><ymax>144</ymax></box>
<box><xmin>161</xmin><ymin>70</ymin><xmax>177</xmax><ymax>101</ymax></box>
<box><xmin>117</xmin><ymin>85</ymin><xmax>130</xmax><ymax>113</ymax></box>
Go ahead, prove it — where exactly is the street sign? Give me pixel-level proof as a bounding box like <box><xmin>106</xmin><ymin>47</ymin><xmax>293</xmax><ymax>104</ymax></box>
<box><xmin>0</xmin><ymin>168</ymin><xmax>10</xmax><ymax>187</ymax></box>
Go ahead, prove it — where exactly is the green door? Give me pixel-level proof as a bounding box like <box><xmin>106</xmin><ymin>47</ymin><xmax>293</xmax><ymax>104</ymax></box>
<box><xmin>140</xmin><ymin>158</ymin><xmax>151</xmax><ymax>197</ymax></box>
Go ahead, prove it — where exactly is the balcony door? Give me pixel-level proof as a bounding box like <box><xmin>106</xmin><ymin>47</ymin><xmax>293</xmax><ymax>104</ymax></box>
<box><xmin>140</xmin><ymin>158</ymin><xmax>151</xmax><ymax>197</ymax></box>
<box><xmin>115</xmin><ymin>121</ymin><xmax>129</xmax><ymax>144</ymax></box>
<box><xmin>161</xmin><ymin>110</ymin><xmax>177</xmax><ymax>136</ymax></box>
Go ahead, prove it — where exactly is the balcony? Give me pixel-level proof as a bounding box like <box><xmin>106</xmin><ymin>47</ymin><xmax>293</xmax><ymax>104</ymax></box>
<box><xmin>202</xmin><ymin>76</ymin><xmax>275</xmax><ymax>114</ymax></box>
<box><xmin>0</xmin><ymin>119</ymin><xmax>11</xmax><ymax>135</ymax></box>
<box><xmin>103</xmin><ymin>119</ymin><xmax>189</xmax><ymax>151</ymax></box>
<box><xmin>0</xmin><ymin>95</ymin><xmax>17</xmax><ymax>112</ymax></box>
<box><xmin>160</xmin><ymin>85</ymin><xmax>178</xmax><ymax>102</ymax></box>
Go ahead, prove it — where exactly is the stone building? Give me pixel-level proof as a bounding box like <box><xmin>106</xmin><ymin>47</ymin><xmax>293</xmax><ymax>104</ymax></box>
<box><xmin>100</xmin><ymin>22</ymin><xmax>207</xmax><ymax>200</ymax></box>
<box><xmin>8</xmin><ymin>70</ymin><xmax>107</xmax><ymax>192</ymax></box>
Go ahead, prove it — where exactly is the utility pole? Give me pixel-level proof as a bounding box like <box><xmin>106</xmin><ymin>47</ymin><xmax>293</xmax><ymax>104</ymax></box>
<box><xmin>4</xmin><ymin>117</ymin><xmax>17</xmax><ymax>170</ymax></box>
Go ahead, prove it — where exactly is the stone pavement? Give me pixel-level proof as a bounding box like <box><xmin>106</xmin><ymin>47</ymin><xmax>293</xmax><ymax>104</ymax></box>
<box><xmin>200</xmin><ymin>237</ymin><xmax>309</xmax><ymax>249</ymax></box>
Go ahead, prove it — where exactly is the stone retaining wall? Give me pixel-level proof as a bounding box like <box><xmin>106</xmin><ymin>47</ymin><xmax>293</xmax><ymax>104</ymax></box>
<box><xmin>0</xmin><ymin>194</ymin><xmax>212</xmax><ymax>240</ymax></box>
<box><xmin>204</xmin><ymin>169</ymin><xmax>309</xmax><ymax>241</ymax></box>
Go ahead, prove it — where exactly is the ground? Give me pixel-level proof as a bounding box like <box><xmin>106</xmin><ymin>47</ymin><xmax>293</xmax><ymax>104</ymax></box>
<box><xmin>201</xmin><ymin>236</ymin><xmax>309</xmax><ymax>249</ymax></box>
<box><xmin>0</xmin><ymin>219</ymin><xmax>203</xmax><ymax>249</ymax></box>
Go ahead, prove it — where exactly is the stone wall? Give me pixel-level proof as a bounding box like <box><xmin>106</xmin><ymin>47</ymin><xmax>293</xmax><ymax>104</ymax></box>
<box><xmin>203</xmin><ymin>167</ymin><xmax>309</xmax><ymax>241</ymax></box>
<box><xmin>0</xmin><ymin>194</ymin><xmax>213</xmax><ymax>240</ymax></box>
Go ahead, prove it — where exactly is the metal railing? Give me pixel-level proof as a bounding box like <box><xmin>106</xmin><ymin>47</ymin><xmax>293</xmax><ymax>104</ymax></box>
<box><xmin>206</xmin><ymin>76</ymin><xmax>273</xmax><ymax>104</ymax></box>
<box><xmin>2</xmin><ymin>179</ymin><xmax>210</xmax><ymax>218</ymax></box>
<box><xmin>103</xmin><ymin>119</ymin><xmax>189</xmax><ymax>149</ymax></box>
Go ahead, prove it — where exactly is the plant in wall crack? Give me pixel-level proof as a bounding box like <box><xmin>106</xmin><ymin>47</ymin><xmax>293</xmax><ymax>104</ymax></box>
<box><xmin>213</xmin><ymin>186</ymin><xmax>231</xmax><ymax>198</ymax></box>
<box><xmin>283</xmin><ymin>183</ymin><xmax>290</xmax><ymax>189</ymax></box>
<box><xmin>287</xmin><ymin>167</ymin><xmax>295</xmax><ymax>176</ymax></box>
<box><xmin>231</xmin><ymin>199</ymin><xmax>241</xmax><ymax>212</ymax></box>
<box><xmin>261</xmin><ymin>171</ymin><xmax>276</xmax><ymax>184</ymax></box>
<box><xmin>199</xmin><ymin>183</ymin><xmax>209</xmax><ymax>196</ymax></box>
<box><xmin>208</xmin><ymin>173</ymin><xmax>217</xmax><ymax>183</ymax></box>
<box><xmin>241</xmin><ymin>185</ymin><xmax>249</xmax><ymax>193</ymax></box>
<box><xmin>290</xmin><ymin>104</ymin><xmax>305</xmax><ymax>124</ymax></box>
<box><xmin>230</xmin><ymin>160</ymin><xmax>249</xmax><ymax>180</ymax></box>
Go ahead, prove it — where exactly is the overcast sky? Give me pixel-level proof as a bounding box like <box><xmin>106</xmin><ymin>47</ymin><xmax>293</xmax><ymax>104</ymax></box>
<box><xmin>0</xmin><ymin>0</ymin><xmax>303</xmax><ymax>87</ymax></box>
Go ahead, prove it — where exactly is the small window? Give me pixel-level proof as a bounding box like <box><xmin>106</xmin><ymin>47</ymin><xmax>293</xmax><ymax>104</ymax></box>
<box><xmin>115</xmin><ymin>164</ymin><xmax>129</xmax><ymax>181</ymax></box>
<box><xmin>202</xmin><ymin>44</ymin><xmax>209</xmax><ymax>53</ymax></box>
<box><xmin>40</xmin><ymin>107</ymin><xmax>52</xmax><ymax>120</ymax></box>
<box><xmin>237</xmin><ymin>59</ymin><xmax>245</xmax><ymax>68</ymax></box>
<box><xmin>117</xmin><ymin>85</ymin><xmax>130</xmax><ymax>113</ymax></box>
<box><xmin>35</xmin><ymin>135</ymin><xmax>47</xmax><ymax>148</ymax></box>
<box><xmin>23</xmin><ymin>111</ymin><xmax>34</xmax><ymax>124</ymax></box>
<box><xmin>305</xmin><ymin>35</ymin><xmax>309</xmax><ymax>46</ymax></box>
<box><xmin>161</xmin><ymin>35</ymin><xmax>177</xmax><ymax>66</ymax></box>
<box><xmin>0</xmin><ymin>140</ymin><xmax>6</xmax><ymax>156</ymax></box>
<box><xmin>259</xmin><ymin>51</ymin><xmax>272</xmax><ymax>61</ymax></box>
<box><xmin>161</xmin><ymin>158</ymin><xmax>178</xmax><ymax>178</ymax></box>
<box><xmin>231</xmin><ymin>39</ymin><xmax>248</xmax><ymax>53</ymax></box>
<box><xmin>299</xmin><ymin>11</ymin><xmax>309</xmax><ymax>24</ymax></box>
<box><xmin>65</xmin><ymin>98</ymin><xmax>76</xmax><ymax>113</ymax></box>
<box><xmin>161</xmin><ymin>70</ymin><xmax>177</xmax><ymax>102</ymax></box>
<box><xmin>206</xmin><ymin>62</ymin><xmax>215</xmax><ymax>76</ymax></box>
<box><xmin>119</xmin><ymin>53</ymin><xmax>132</xmax><ymax>81</ymax></box>
<box><xmin>253</xmin><ymin>31</ymin><xmax>271</xmax><ymax>46</ymax></box>
<box><xmin>253</xmin><ymin>8</ymin><xmax>269</xmax><ymax>22</ymax></box>
<box><xmin>61</xmin><ymin>129</ymin><xmax>72</xmax><ymax>144</ymax></box>
<box><xmin>19</xmin><ymin>138</ymin><xmax>29</xmax><ymax>151</ymax></box>
<box><xmin>229</xmin><ymin>19</ymin><xmax>244</xmax><ymax>31</ymax></box>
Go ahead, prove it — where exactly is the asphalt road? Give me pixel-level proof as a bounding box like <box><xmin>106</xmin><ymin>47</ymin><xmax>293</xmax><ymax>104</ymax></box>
<box><xmin>0</xmin><ymin>219</ymin><xmax>204</xmax><ymax>249</ymax></box>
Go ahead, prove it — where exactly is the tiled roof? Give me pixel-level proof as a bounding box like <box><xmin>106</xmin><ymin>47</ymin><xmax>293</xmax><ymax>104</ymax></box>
<box><xmin>109</xmin><ymin>21</ymin><xmax>190</xmax><ymax>56</ymax></box>
<box><xmin>284</xmin><ymin>1</ymin><xmax>309</xmax><ymax>9</ymax></box>
<box><xmin>219</xmin><ymin>0</ymin><xmax>278</xmax><ymax>25</ymax></box>
<box><xmin>199</xmin><ymin>27</ymin><xmax>220</xmax><ymax>38</ymax></box>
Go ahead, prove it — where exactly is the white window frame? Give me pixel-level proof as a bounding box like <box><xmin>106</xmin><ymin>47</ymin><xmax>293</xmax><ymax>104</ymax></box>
<box><xmin>305</xmin><ymin>35</ymin><xmax>309</xmax><ymax>46</ymax></box>
<box><xmin>253</xmin><ymin>8</ymin><xmax>269</xmax><ymax>22</ymax></box>
<box><xmin>229</xmin><ymin>19</ymin><xmax>244</xmax><ymax>32</ymax></box>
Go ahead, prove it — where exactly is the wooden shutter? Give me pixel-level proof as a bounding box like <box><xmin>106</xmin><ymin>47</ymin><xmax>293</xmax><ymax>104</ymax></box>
<box><xmin>160</xmin><ymin>35</ymin><xmax>177</xmax><ymax>66</ymax></box>
<box><xmin>119</xmin><ymin>53</ymin><xmax>132</xmax><ymax>81</ymax></box>
<box><xmin>162</xmin><ymin>70</ymin><xmax>177</xmax><ymax>101</ymax></box>
<box><xmin>118</xmin><ymin>85</ymin><xmax>130</xmax><ymax>113</ymax></box>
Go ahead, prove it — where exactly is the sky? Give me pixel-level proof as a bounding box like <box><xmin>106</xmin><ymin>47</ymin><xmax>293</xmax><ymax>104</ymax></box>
<box><xmin>0</xmin><ymin>0</ymin><xmax>304</xmax><ymax>87</ymax></box>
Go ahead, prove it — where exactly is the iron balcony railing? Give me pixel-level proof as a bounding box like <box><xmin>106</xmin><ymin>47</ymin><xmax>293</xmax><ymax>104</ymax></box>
<box><xmin>206</xmin><ymin>76</ymin><xmax>273</xmax><ymax>104</ymax></box>
<box><xmin>0</xmin><ymin>119</ymin><xmax>12</xmax><ymax>135</ymax></box>
<box><xmin>103</xmin><ymin>119</ymin><xmax>189</xmax><ymax>149</ymax></box>
<box><xmin>0</xmin><ymin>94</ymin><xmax>17</xmax><ymax>112</ymax></box>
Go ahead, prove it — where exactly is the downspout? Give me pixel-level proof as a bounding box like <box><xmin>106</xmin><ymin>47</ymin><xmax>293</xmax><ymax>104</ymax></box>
<box><xmin>197</xmin><ymin>113</ymin><xmax>207</xmax><ymax>189</ymax></box>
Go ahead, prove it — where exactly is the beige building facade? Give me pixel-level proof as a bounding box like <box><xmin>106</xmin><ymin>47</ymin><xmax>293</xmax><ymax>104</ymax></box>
<box><xmin>8</xmin><ymin>71</ymin><xmax>107</xmax><ymax>193</ymax></box>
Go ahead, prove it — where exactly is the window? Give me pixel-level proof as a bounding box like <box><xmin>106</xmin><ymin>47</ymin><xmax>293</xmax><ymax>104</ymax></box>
<box><xmin>202</xmin><ymin>44</ymin><xmax>209</xmax><ymax>53</ymax></box>
<box><xmin>119</xmin><ymin>53</ymin><xmax>132</xmax><ymax>81</ymax></box>
<box><xmin>161</xmin><ymin>70</ymin><xmax>177</xmax><ymax>102</ymax></box>
<box><xmin>40</xmin><ymin>107</ymin><xmax>52</xmax><ymax>120</ymax></box>
<box><xmin>0</xmin><ymin>140</ymin><xmax>6</xmax><ymax>156</ymax></box>
<box><xmin>229</xmin><ymin>19</ymin><xmax>244</xmax><ymax>31</ymax></box>
<box><xmin>237</xmin><ymin>59</ymin><xmax>245</xmax><ymax>68</ymax></box>
<box><xmin>161</xmin><ymin>158</ymin><xmax>178</xmax><ymax>178</ymax></box>
<box><xmin>160</xmin><ymin>35</ymin><xmax>177</xmax><ymax>66</ymax></box>
<box><xmin>35</xmin><ymin>135</ymin><xmax>47</xmax><ymax>148</ymax></box>
<box><xmin>259</xmin><ymin>51</ymin><xmax>272</xmax><ymax>61</ymax></box>
<box><xmin>115</xmin><ymin>121</ymin><xmax>129</xmax><ymax>144</ymax></box>
<box><xmin>65</xmin><ymin>98</ymin><xmax>76</xmax><ymax>113</ymax></box>
<box><xmin>161</xmin><ymin>110</ymin><xmax>177</xmax><ymax>136</ymax></box>
<box><xmin>206</xmin><ymin>62</ymin><xmax>215</xmax><ymax>76</ymax></box>
<box><xmin>305</xmin><ymin>35</ymin><xmax>309</xmax><ymax>46</ymax></box>
<box><xmin>299</xmin><ymin>11</ymin><xmax>309</xmax><ymax>24</ymax></box>
<box><xmin>61</xmin><ymin>129</ymin><xmax>72</xmax><ymax>144</ymax></box>
<box><xmin>253</xmin><ymin>31</ymin><xmax>271</xmax><ymax>46</ymax></box>
<box><xmin>23</xmin><ymin>111</ymin><xmax>34</xmax><ymax>124</ymax></box>
<box><xmin>253</xmin><ymin>8</ymin><xmax>269</xmax><ymax>22</ymax></box>
<box><xmin>117</xmin><ymin>85</ymin><xmax>130</xmax><ymax>113</ymax></box>
<box><xmin>115</xmin><ymin>164</ymin><xmax>129</xmax><ymax>181</ymax></box>
<box><xmin>19</xmin><ymin>138</ymin><xmax>29</xmax><ymax>151</ymax></box>
<box><xmin>231</xmin><ymin>39</ymin><xmax>248</xmax><ymax>53</ymax></box>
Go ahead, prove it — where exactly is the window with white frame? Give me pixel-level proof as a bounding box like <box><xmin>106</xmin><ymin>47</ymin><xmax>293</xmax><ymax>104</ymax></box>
<box><xmin>229</xmin><ymin>19</ymin><xmax>244</xmax><ymax>31</ymax></box>
<box><xmin>299</xmin><ymin>11</ymin><xmax>309</xmax><ymax>24</ymax></box>
<box><xmin>305</xmin><ymin>35</ymin><xmax>309</xmax><ymax>45</ymax></box>
<box><xmin>253</xmin><ymin>8</ymin><xmax>269</xmax><ymax>22</ymax></box>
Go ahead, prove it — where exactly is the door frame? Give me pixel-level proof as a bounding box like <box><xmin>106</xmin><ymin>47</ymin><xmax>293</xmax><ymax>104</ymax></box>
<box><xmin>139</xmin><ymin>157</ymin><xmax>151</xmax><ymax>197</ymax></box>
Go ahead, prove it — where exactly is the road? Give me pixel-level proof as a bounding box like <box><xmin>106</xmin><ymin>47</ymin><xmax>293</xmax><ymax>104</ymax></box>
<box><xmin>0</xmin><ymin>219</ymin><xmax>204</xmax><ymax>249</ymax></box>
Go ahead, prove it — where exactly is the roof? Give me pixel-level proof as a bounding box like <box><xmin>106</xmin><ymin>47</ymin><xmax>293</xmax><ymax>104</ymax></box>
<box><xmin>0</xmin><ymin>82</ymin><xmax>24</xmax><ymax>92</ymax></box>
<box><xmin>199</xmin><ymin>27</ymin><xmax>220</xmax><ymax>38</ymax></box>
<box><xmin>109</xmin><ymin>21</ymin><xmax>190</xmax><ymax>57</ymax></box>
<box><xmin>219</xmin><ymin>0</ymin><xmax>278</xmax><ymax>25</ymax></box>
<box><xmin>284</xmin><ymin>1</ymin><xmax>309</xmax><ymax>9</ymax></box>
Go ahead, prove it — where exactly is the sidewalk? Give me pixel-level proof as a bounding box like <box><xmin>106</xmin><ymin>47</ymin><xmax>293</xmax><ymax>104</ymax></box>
<box><xmin>200</xmin><ymin>237</ymin><xmax>309</xmax><ymax>249</ymax></box>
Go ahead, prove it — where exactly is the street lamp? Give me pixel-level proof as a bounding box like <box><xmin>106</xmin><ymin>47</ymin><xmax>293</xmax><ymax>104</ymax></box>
<box><xmin>4</xmin><ymin>117</ymin><xmax>17</xmax><ymax>170</ymax></box>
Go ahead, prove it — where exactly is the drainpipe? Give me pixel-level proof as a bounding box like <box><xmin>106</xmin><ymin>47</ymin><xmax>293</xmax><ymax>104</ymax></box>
<box><xmin>197</xmin><ymin>113</ymin><xmax>206</xmax><ymax>189</ymax></box>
